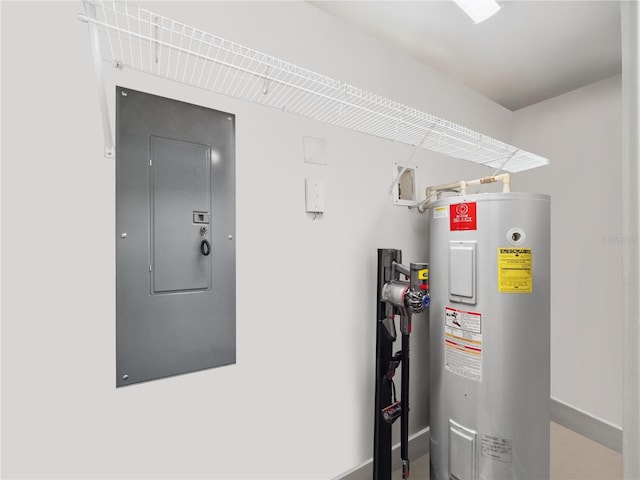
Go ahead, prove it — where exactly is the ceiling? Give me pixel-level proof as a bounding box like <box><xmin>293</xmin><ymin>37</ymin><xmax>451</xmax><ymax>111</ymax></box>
<box><xmin>308</xmin><ymin>1</ymin><xmax>621</xmax><ymax>111</ymax></box>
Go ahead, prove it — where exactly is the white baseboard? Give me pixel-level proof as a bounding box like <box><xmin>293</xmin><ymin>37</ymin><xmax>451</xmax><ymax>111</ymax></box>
<box><xmin>550</xmin><ymin>397</ymin><xmax>622</xmax><ymax>453</ymax></box>
<box><xmin>335</xmin><ymin>427</ymin><xmax>430</xmax><ymax>480</ymax></box>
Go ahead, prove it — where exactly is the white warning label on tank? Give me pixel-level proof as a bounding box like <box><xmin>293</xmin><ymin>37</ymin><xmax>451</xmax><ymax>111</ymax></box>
<box><xmin>433</xmin><ymin>206</ymin><xmax>448</xmax><ymax>219</ymax></box>
<box><xmin>481</xmin><ymin>434</ymin><xmax>513</xmax><ymax>463</ymax></box>
<box><xmin>444</xmin><ymin>307</ymin><xmax>482</xmax><ymax>382</ymax></box>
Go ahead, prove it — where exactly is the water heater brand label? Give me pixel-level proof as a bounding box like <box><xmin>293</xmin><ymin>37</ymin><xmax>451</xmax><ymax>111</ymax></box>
<box><xmin>444</xmin><ymin>307</ymin><xmax>482</xmax><ymax>381</ymax></box>
<box><xmin>450</xmin><ymin>202</ymin><xmax>477</xmax><ymax>231</ymax></box>
<box><xmin>498</xmin><ymin>248</ymin><xmax>533</xmax><ymax>293</ymax></box>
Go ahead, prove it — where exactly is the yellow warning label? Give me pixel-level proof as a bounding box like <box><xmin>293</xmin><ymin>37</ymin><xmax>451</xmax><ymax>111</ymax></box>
<box><xmin>418</xmin><ymin>268</ymin><xmax>429</xmax><ymax>280</ymax></box>
<box><xmin>498</xmin><ymin>248</ymin><xmax>532</xmax><ymax>293</ymax></box>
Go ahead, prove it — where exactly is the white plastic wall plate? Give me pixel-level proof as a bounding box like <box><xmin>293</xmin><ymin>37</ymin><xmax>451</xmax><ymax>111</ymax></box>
<box><xmin>305</xmin><ymin>179</ymin><xmax>325</xmax><ymax>213</ymax></box>
<box><xmin>303</xmin><ymin>136</ymin><xmax>327</xmax><ymax>165</ymax></box>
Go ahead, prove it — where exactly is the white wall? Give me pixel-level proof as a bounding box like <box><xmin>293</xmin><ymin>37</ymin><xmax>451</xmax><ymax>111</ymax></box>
<box><xmin>513</xmin><ymin>75</ymin><xmax>623</xmax><ymax>429</ymax></box>
<box><xmin>1</xmin><ymin>2</ymin><xmax>513</xmax><ymax>478</ymax></box>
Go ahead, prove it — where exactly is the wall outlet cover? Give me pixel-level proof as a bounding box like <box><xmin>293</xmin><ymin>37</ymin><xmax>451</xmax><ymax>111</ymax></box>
<box><xmin>305</xmin><ymin>179</ymin><xmax>325</xmax><ymax>213</ymax></box>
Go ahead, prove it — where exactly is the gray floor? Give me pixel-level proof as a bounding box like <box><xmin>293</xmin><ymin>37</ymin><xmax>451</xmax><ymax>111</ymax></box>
<box><xmin>392</xmin><ymin>422</ymin><xmax>622</xmax><ymax>479</ymax></box>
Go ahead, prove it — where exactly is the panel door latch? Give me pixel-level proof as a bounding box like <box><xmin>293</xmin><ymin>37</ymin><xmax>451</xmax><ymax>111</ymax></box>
<box><xmin>193</xmin><ymin>211</ymin><xmax>210</xmax><ymax>224</ymax></box>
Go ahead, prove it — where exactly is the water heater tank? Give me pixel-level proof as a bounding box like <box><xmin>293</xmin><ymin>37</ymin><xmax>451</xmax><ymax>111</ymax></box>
<box><xmin>428</xmin><ymin>192</ymin><xmax>550</xmax><ymax>480</ymax></box>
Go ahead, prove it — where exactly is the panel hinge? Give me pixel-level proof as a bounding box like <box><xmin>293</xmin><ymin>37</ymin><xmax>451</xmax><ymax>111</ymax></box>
<box><xmin>149</xmin><ymin>158</ymin><xmax>152</xmax><ymax>166</ymax></box>
<box><xmin>149</xmin><ymin>264</ymin><xmax>152</xmax><ymax>272</ymax></box>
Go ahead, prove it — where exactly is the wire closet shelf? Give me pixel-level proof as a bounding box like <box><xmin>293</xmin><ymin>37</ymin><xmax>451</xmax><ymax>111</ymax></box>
<box><xmin>80</xmin><ymin>0</ymin><xmax>549</xmax><ymax>172</ymax></box>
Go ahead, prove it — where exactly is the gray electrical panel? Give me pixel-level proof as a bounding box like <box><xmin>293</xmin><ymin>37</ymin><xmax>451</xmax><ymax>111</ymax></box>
<box><xmin>116</xmin><ymin>87</ymin><xmax>236</xmax><ymax>387</ymax></box>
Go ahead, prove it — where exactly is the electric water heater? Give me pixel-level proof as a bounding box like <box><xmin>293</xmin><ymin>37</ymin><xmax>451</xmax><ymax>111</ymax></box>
<box><xmin>428</xmin><ymin>192</ymin><xmax>550</xmax><ymax>480</ymax></box>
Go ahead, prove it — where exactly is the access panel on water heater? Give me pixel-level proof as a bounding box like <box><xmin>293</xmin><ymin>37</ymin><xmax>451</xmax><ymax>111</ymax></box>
<box><xmin>449</xmin><ymin>241</ymin><xmax>477</xmax><ymax>305</ymax></box>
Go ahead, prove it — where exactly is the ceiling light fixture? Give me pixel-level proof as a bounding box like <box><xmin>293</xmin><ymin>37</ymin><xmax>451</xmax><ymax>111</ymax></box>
<box><xmin>452</xmin><ymin>0</ymin><xmax>501</xmax><ymax>23</ymax></box>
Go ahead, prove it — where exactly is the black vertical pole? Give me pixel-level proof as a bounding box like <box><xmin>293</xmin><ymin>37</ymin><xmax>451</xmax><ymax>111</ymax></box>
<box><xmin>373</xmin><ymin>249</ymin><xmax>399</xmax><ymax>480</ymax></box>
<box><xmin>401</xmin><ymin>327</ymin><xmax>410</xmax><ymax>478</ymax></box>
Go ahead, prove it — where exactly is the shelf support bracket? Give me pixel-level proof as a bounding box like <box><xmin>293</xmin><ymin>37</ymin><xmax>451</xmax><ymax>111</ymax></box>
<box><xmin>82</xmin><ymin>2</ymin><xmax>115</xmax><ymax>159</ymax></box>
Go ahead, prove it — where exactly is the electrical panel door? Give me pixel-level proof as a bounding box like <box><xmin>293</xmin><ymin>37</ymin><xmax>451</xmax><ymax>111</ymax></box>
<box><xmin>116</xmin><ymin>87</ymin><xmax>236</xmax><ymax>386</ymax></box>
<box><xmin>150</xmin><ymin>136</ymin><xmax>211</xmax><ymax>294</ymax></box>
